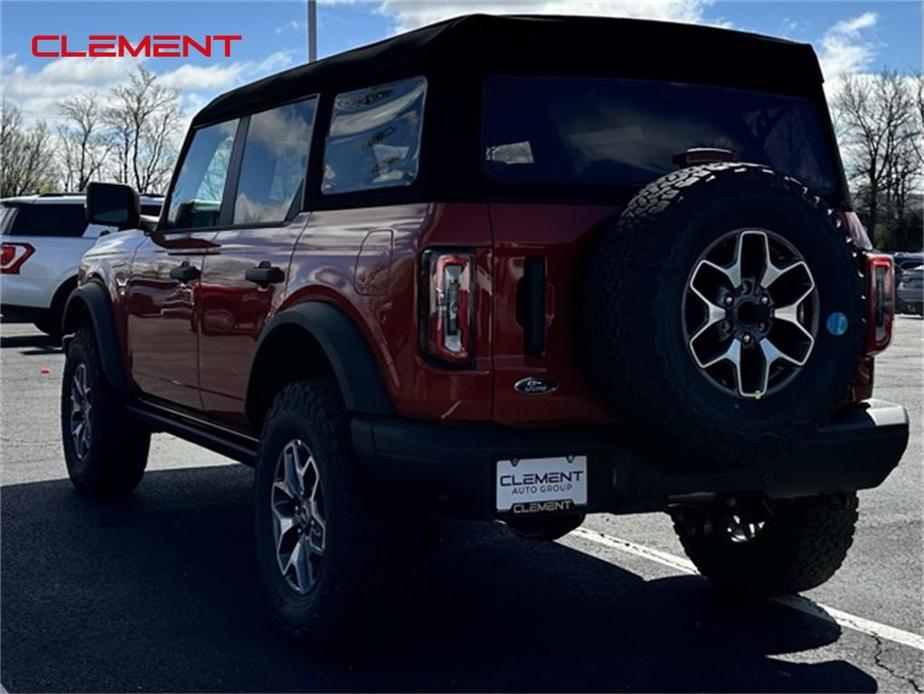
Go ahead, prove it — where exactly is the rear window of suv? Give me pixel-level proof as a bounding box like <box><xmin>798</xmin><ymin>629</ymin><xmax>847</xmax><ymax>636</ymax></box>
<box><xmin>0</xmin><ymin>203</ymin><xmax>87</xmax><ymax>237</ymax></box>
<box><xmin>483</xmin><ymin>76</ymin><xmax>839</xmax><ymax>195</ymax></box>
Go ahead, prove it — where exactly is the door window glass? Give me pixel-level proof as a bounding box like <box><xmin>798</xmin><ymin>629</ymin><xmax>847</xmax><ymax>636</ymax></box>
<box><xmin>233</xmin><ymin>98</ymin><xmax>316</xmax><ymax>224</ymax></box>
<box><xmin>167</xmin><ymin>119</ymin><xmax>239</xmax><ymax>229</ymax></box>
<box><xmin>322</xmin><ymin>76</ymin><xmax>427</xmax><ymax>194</ymax></box>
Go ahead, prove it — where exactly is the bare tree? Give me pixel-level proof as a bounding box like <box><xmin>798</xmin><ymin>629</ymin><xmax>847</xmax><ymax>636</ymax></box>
<box><xmin>57</xmin><ymin>94</ymin><xmax>111</xmax><ymax>192</ymax></box>
<box><xmin>833</xmin><ymin>70</ymin><xmax>919</xmax><ymax>236</ymax></box>
<box><xmin>104</xmin><ymin>66</ymin><xmax>183</xmax><ymax>193</ymax></box>
<box><xmin>1</xmin><ymin>101</ymin><xmax>57</xmax><ymax>197</ymax></box>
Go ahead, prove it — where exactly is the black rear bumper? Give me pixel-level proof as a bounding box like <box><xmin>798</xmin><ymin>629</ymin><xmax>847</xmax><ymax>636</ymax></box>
<box><xmin>351</xmin><ymin>399</ymin><xmax>909</xmax><ymax>520</ymax></box>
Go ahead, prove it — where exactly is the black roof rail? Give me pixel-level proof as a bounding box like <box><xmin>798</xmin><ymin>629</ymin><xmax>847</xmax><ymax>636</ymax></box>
<box><xmin>37</xmin><ymin>192</ymin><xmax>86</xmax><ymax>197</ymax></box>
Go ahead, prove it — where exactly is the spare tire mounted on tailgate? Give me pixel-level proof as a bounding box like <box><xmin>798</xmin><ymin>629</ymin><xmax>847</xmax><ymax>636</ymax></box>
<box><xmin>584</xmin><ymin>162</ymin><xmax>865</xmax><ymax>467</ymax></box>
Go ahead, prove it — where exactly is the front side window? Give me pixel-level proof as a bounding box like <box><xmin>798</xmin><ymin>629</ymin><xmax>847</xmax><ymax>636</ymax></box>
<box><xmin>0</xmin><ymin>203</ymin><xmax>87</xmax><ymax>237</ymax></box>
<box><xmin>322</xmin><ymin>76</ymin><xmax>427</xmax><ymax>194</ymax></box>
<box><xmin>167</xmin><ymin>119</ymin><xmax>239</xmax><ymax>229</ymax></box>
<box><xmin>234</xmin><ymin>98</ymin><xmax>317</xmax><ymax>224</ymax></box>
<box><xmin>483</xmin><ymin>77</ymin><xmax>839</xmax><ymax>195</ymax></box>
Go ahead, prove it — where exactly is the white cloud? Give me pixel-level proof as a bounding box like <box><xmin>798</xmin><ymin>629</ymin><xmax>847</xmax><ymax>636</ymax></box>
<box><xmin>0</xmin><ymin>54</ymin><xmax>144</xmax><ymax>123</ymax></box>
<box><xmin>817</xmin><ymin>11</ymin><xmax>879</xmax><ymax>83</ymax></box>
<box><xmin>371</xmin><ymin>0</ymin><xmax>713</xmax><ymax>33</ymax></box>
<box><xmin>275</xmin><ymin>19</ymin><xmax>304</xmax><ymax>34</ymax></box>
<box><xmin>157</xmin><ymin>63</ymin><xmax>246</xmax><ymax>90</ymax></box>
<box><xmin>1</xmin><ymin>50</ymin><xmax>296</xmax><ymax>126</ymax></box>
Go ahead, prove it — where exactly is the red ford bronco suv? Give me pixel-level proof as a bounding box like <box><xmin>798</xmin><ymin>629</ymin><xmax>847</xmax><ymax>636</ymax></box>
<box><xmin>61</xmin><ymin>15</ymin><xmax>909</xmax><ymax>649</ymax></box>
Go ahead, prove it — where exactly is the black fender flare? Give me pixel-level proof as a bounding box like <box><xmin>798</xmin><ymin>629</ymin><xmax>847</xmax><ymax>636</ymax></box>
<box><xmin>246</xmin><ymin>301</ymin><xmax>394</xmax><ymax>419</ymax></box>
<box><xmin>62</xmin><ymin>282</ymin><xmax>132</xmax><ymax>398</ymax></box>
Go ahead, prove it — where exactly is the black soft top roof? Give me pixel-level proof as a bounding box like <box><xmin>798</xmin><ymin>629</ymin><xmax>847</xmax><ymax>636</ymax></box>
<box><xmin>193</xmin><ymin>14</ymin><xmax>824</xmax><ymax>127</ymax></box>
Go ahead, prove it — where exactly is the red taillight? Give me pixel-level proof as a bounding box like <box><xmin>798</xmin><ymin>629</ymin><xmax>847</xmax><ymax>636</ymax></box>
<box><xmin>1</xmin><ymin>242</ymin><xmax>35</xmax><ymax>274</ymax></box>
<box><xmin>421</xmin><ymin>249</ymin><xmax>474</xmax><ymax>364</ymax></box>
<box><xmin>865</xmin><ymin>253</ymin><xmax>894</xmax><ymax>355</ymax></box>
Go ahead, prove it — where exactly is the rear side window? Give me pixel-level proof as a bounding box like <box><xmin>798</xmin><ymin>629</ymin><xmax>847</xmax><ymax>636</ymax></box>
<box><xmin>0</xmin><ymin>203</ymin><xmax>87</xmax><ymax>237</ymax></box>
<box><xmin>322</xmin><ymin>76</ymin><xmax>427</xmax><ymax>195</ymax></box>
<box><xmin>233</xmin><ymin>98</ymin><xmax>317</xmax><ymax>224</ymax></box>
<box><xmin>167</xmin><ymin>119</ymin><xmax>239</xmax><ymax>229</ymax></box>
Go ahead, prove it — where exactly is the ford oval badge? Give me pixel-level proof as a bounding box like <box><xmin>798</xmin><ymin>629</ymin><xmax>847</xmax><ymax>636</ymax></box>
<box><xmin>514</xmin><ymin>377</ymin><xmax>557</xmax><ymax>396</ymax></box>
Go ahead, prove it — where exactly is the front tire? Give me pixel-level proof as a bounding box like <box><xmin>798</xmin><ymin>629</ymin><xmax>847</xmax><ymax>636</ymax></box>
<box><xmin>61</xmin><ymin>327</ymin><xmax>150</xmax><ymax>496</ymax></box>
<box><xmin>254</xmin><ymin>380</ymin><xmax>416</xmax><ymax>652</ymax></box>
<box><xmin>672</xmin><ymin>492</ymin><xmax>858</xmax><ymax>596</ymax></box>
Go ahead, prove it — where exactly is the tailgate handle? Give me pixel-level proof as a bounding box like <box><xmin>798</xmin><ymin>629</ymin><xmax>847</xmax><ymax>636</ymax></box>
<box><xmin>517</xmin><ymin>257</ymin><xmax>546</xmax><ymax>355</ymax></box>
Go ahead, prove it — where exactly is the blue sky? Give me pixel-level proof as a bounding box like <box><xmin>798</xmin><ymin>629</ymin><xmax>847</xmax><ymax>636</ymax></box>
<box><xmin>1</xmin><ymin>0</ymin><xmax>921</xmax><ymax>125</ymax></box>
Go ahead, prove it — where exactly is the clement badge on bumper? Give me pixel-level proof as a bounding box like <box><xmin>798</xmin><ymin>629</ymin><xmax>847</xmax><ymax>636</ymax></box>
<box><xmin>496</xmin><ymin>456</ymin><xmax>588</xmax><ymax>512</ymax></box>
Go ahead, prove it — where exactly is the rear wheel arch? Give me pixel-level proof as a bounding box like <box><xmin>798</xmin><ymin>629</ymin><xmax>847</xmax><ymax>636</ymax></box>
<box><xmin>46</xmin><ymin>276</ymin><xmax>79</xmax><ymax>330</ymax></box>
<box><xmin>245</xmin><ymin>302</ymin><xmax>394</xmax><ymax>433</ymax></box>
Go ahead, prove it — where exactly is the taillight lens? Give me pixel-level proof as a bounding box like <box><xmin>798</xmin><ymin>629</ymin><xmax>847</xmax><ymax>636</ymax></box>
<box><xmin>866</xmin><ymin>253</ymin><xmax>894</xmax><ymax>355</ymax></box>
<box><xmin>1</xmin><ymin>242</ymin><xmax>35</xmax><ymax>274</ymax></box>
<box><xmin>421</xmin><ymin>249</ymin><xmax>474</xmax><ymax>364</ymax></box>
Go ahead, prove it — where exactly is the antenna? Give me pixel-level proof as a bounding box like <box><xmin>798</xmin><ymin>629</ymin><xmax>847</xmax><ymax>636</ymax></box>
<box><xmin>307</xmin><ymin>0</ymin><xmax>317</xmax><ymax>62</ymax></box>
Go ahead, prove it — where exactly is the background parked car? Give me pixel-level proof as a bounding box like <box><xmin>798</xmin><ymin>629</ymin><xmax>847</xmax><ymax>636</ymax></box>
<box><xmin>893</xmin><ymin>251</ymin><xmax>923</xmax><ymax>288</ymax></box>
<box><xmin>896</xmin><ymin>264</ymin><xmax>923</xmax><ymax>315</ymax></box>
<box><xmin>0</xmin><ymin>192</ymin><xmax>162</xmax><ymax>338</ymax></box>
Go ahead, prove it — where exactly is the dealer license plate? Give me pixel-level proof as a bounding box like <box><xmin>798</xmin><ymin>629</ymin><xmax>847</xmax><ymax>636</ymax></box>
<box><xmin>495</xmin><ymin>455</ymin><xmax>588</xmax><ymax>513</ymax></box>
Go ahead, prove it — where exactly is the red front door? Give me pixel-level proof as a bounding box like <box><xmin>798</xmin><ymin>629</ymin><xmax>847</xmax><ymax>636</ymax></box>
<box><xmin>126</xmin><ymin>230</ymin><xmax>217</xmax><ymax>411</ymax></box>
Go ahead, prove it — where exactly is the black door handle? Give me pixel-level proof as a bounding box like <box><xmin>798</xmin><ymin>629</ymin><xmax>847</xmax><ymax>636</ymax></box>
<box><xmin>245</xmin><ymin>264</ymin><xmax>285</xmax><ymax>287</ymax></box>
<box><xmin>169</xmin><ymin>264</ymin><xmax>200</xmax><ymax>283</ymax></box>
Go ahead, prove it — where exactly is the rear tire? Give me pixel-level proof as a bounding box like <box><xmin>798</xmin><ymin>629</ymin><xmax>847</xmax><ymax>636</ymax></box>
<box><xmin>672</xmin><ymin>492</ymin><xmax>858</xmax><ymax>596</ymax></box>
<box><xmin>34</xmin><ymin>319</ymin><xmax>60</xmax><ymax>339</ymax></box>
<box><xmin>61</xmin><ymin>327</ymin><xmax>150</xmax><ymax>496</ymax></box>
<box><xmin>36</xmin><ymin>279</ymin><xmax>76</xmax><ymax>341</ymax></box>
<box><xmin>253</xmin><ymin>379</ymin><xmax>419</xmax><ymax>653</ymax></box>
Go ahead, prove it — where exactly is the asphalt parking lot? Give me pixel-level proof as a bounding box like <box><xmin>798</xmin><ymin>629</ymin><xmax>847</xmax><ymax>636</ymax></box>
<box><xmin>1</xmin><ymin>317</ymin><xmax>922</xmax><ymax>693</ymax></box>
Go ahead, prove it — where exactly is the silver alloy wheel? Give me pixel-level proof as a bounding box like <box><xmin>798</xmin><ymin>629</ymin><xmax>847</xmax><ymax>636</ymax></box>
<box><xmin>271</xmin><ymin>439</ymin><xmax>326</xmax><ymax>595</ymax></box>
<box><xmin>69</xmin><ymin>363</ymin><xmax>92</xmax><ymax>459</ymax></box>
<box><xmin>727</xmin><ymin>514</ymin><xmax>766</xmax><ymax>543</ymax></box>
<box><xmin>682</xmin><ymin>228</ymin><xmax>819</xmax><ymax>399</ymax></box>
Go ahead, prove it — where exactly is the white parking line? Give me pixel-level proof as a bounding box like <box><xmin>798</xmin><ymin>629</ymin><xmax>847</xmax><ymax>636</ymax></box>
<box><xmin>569</xmin><ymin>526</ymin><xmax>924</xmax><ymax>653</ymax></box>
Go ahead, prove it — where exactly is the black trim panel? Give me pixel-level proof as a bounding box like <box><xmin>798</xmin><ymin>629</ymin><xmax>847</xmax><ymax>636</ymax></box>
<box><xmin>127</xmin><ymin>402</ymin><xmax>258</xmax><ymax>465</ymax></box>
<box><xmin>352</xmin><ymin>399</ymin><xmax>909</xmax><ymax>519</ymax></box>
<box><xmin>61</xmin><ymin>282</ymin><xmax>131</xmax><ymax>398</ymax></box>
<box><xmin>247</xmin><ymin>301</ymin><xmax>394</xmax><ymax>417</ymax></box>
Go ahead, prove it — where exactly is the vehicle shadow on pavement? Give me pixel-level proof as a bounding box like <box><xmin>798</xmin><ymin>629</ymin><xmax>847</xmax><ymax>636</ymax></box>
<box><xmin>0</xmin><ymin>332</ymin><xmax>62</xmax><ymax>354</ymax></box>
<box><xmin>1</xmin><ymin>466</ymin><xmax>877</xmax><ymax>693</ymax></box>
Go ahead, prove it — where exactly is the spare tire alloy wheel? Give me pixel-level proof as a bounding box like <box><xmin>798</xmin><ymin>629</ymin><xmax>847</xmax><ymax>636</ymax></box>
<box><xmin>584</xmin><ymin>163</ymin><xmax>865</xmax><ymax>467</ymax></box>
<box><xmin>683</xmin><ymin>228</ymin><xmax>819</xmax><ymax>399</ymax></box>
<box><xmin>271</xmin><ymin>439</ymin><xmax>326</xmax><ymax>595</ymax></box>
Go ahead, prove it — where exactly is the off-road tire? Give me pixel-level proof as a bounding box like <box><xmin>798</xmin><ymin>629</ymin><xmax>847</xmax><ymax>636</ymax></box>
<box><xmin>254</xmin><ymin>379</ymin><xmax>419</xmax><ymax>653</ymax></box>
<box><xmin>584</xmin><ymin>163</ymin><xmax>865</xmax><ymax>468</ymax></box>
<box><xmin>673</xmin><ymin>492</ymin><xmax>859</xmax><ymax>596</ymax></box>
<box><xmin>36</xmin><ymin>279</ymin><xmax>76</xmax><ymax>341</ymax></box>
<box><xmin>34</xmin><ymin>319</ymin><xmax>60</xmax><ymax>340</ymax></box>
<box><xmin>61</xmin><ymin>327</ymin><xmax>150</xmax><ymax>496</ymax></box>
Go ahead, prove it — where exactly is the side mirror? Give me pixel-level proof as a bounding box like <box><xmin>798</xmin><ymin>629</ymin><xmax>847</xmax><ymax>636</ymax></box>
<box><xmin>86</xmin><ymin>182</ymin><xmax>140</xmax><ymax>231</ymax></box>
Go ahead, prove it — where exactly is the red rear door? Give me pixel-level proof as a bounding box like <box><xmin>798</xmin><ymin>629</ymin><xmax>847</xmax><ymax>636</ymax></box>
<box><xmin>489</xmin><ymin>203</ymin><xmax>621</xmax><ymax>426</ymax></box>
